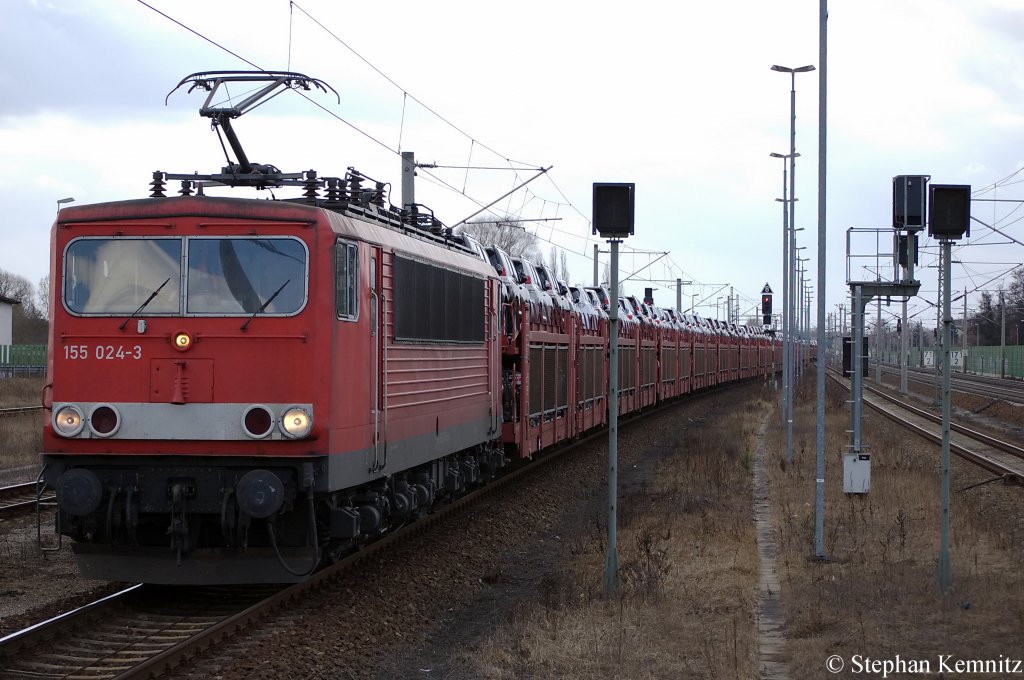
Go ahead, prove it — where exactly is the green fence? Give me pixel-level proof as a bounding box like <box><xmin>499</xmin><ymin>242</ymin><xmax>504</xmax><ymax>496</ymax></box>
<box><xmin>0</xmin><ymin>344</ymin><xmax>47</xmax><ymax>377</ymax></box>
<box><xmin>877</xmin><ymin>345</ymin><xmax>1024</xmax><ymax>380</ymax></box>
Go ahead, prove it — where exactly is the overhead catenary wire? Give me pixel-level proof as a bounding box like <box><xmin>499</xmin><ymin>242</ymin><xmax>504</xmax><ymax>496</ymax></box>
<box><xmin>286</xmin><ymin>2</ymin><xmax>698</xmax><ymax>295</ymax></box>
<box><xmin>288</xmin><ymin>1</ymin><xmax>540</xmax><ymax>170</ymax></box>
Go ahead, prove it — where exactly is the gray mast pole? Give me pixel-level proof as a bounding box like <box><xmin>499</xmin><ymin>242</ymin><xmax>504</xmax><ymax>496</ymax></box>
<box><xmin>781</xmin><ymin>162</ymin><xmax>790</xmax><ymax>428</ymax></box>
<box><xmin>963</xmin><ymin>288</ymin><xmax>968</xmax><ymax>373</ymax></box>
<box><xmin>593</xmin><ymin>244</ymin><xmax>599</xmax><ymax>287</ymax></box>
<box><xmin>938</xmin><ymin>239</ymin><xmax>953</xmax><ymax>592</ymax></box>
<box><xmin>900</xmin><ymin>297</ymin><xmax>909</xmax><ymax>394</ymax></box>
<box><xmin>876</xmin><ymin>295</ymin><xmax>882</xmax><ymax>383</ymax></box>
<box><xmin>604</xmin><ymin>239</ymin><xmax>621</xmax><ymax>597</ymax></box>
<box><xmin>814</xmin><ymin>0</ymin><xmax>828</xmax><ymax>558</ymax></box>
<box><xmin>851</xmin><ymin>285</ymin><xmax>864</xmax><ymax>456</ymax></box>
<box><xmin>1001</xmin><ymin>290</ymin><xmax>1006</xmax><ymax>379</ymax></box>
<box><xmin>787</xmin><ymin>71</ymin><xmax>797</xmax><ymax>467</ymax></box>
<box><xmin>934</xmin><ymin>265</ymin><xmax>942</xmax><ymax>406</ymax></box>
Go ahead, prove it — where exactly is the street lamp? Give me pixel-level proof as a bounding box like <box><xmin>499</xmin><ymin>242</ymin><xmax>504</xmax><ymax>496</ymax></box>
<box><xmin>56</xmin><ymin>197</ymin><xmax>75</xmax><ymax>212</ymax></box>
<box><xmin>796</xmin><ymin>251</ymin><xmax>808</xmax><ymax>376</ymax></box>
<box><xmin>772</xmin><ymin>63</ymin><xmax>814</xmax><ymax>465</ymax></box>
<box><xmin>771</xmin><ymin>151</ymin><xmax>799</xmax><ymax>429</ymax></box>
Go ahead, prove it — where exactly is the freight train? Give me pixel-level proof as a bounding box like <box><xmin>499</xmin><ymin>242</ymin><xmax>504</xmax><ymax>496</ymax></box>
<box><xmin>40</xmin><ymin>72</ymin><xmax>787</xmax><ymax>584</ymax></box>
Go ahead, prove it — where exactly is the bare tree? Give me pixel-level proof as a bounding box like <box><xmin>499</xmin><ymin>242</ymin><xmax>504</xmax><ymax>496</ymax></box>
<box><xmin>459</xmin><ymin>219</ymin><xmax>542</xmax><ymax>260</ymax></box>
<box><xmin>0</xmin><ymin>270</ymin><xmax>33</xmax><ymax>305</ymax></box>
<box><xmin>0</xmin><ymin>268</ymin><xmax>47</xmax><ymax>342</ymax></box>
<box><xmin>1008</xmin><ymin>267</ymin><xmax>1024</xmax><ymax>333</ymax></box>
<box><xmin>544</xmin><ymin>246</ymin><xmax>572</xmax><ymax>283</ymax></box>
<box><xmin>37</xmin><ymin>275</ymin><xmax>50</xmax><ymax>321</ymax></box>
<box><xmin>597</xmin><ymin>263</ymin><xmax>623</xmax><ymax>296</ymax></box>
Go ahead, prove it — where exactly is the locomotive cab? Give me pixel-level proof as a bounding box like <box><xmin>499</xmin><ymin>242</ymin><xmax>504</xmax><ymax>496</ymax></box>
<box><xmin>43</xmin><ymin>199</ymin><xmax>327</xmax><ymax>583</ymax></box>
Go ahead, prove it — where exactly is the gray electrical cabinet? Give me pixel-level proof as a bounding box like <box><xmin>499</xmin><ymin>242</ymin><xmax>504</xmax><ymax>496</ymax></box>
<box><xmin>843</xmin><ymin>452</ymin><xmax>871</xmax><ymax>493</ymax></box>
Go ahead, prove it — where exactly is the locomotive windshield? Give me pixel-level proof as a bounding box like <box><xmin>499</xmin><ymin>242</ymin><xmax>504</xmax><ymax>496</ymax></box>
<box><xmin>63</xmin><ymin>236</ymin><xmax>307</xmax><ymax>316</ymax></box>
<box><xmin>186</xmin><ymin>238</ymin><xmax>306</xmax><ymax>314</ymax></box>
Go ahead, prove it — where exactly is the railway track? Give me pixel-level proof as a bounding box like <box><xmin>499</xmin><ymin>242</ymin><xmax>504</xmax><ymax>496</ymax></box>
<box><xmin>0</xmin><ymin>481</ymin><xmax>53</xmax><ymax>519</ymax></box>
<box><xmin>874</xmin><ymin>362</ymin><xmax>1024</xmax><ymax>404</ymax></box>
<box><xmin>829</xmin><ymin>370</ymin><xmax>1024</xmax><ymax>485</ymax></box>
<box><xmin>0</xmin><ymin>583</ymin><xmax>281</xmax><ymax>679</ymax></box>
<box><xmin>0</xmin><ymin>382</ymin><xmax>737</xmax><ymax>678</ymax></box>
<box><xmin>0</xmin><ymin>405</ymin><xmax>43</xmax><ymax>418</ymax></box>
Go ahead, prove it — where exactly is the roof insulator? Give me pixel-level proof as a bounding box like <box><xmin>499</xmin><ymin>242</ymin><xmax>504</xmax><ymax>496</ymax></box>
<box><xmin>150</xmin><ymin>171</ymin><xmax>167</xmax><ymax>198</ymax></box>
<box><xmin>303</xmin><ymin>170</ymin><xmax>320</xmax><ymax>201</ymax></box>
<box><xmin>326</xmin><ymin>178</ymin><xmax>342</xmax><ymax>202</ymax></box>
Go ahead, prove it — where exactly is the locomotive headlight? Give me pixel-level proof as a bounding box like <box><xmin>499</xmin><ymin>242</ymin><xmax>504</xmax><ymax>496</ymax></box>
<box><xmin>279</xmin><ymin>406</ymin><xmax>312</xmax><ymax>439</ymax></box>
<box><xmin>172</xmin><ymin>330</ymin><xmax>193</xmax><ymax>352</ymax></box>
<box><xmin>53</xmin><ymin>405</ymin><xmax>85</xmax><ymax>437</ymax></box>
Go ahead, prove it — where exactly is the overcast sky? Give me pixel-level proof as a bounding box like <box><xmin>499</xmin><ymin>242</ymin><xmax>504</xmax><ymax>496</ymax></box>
<box><xmin>3</xmin><ymin>0</ymin><xmax>1024</xmax><ymax>328</ymax></box>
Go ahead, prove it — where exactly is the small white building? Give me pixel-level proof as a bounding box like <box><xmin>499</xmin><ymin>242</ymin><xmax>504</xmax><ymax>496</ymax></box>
<box><xmin>0</xmin><ymin>295</ymin><xmax>19</xmax><ymax>346</ymax></box>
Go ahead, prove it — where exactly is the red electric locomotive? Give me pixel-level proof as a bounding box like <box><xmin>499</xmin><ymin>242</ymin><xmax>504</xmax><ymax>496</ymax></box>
<box><xmin>41</xmin><ymin>72</ymin><xmax>504</xmax><ymax>583</ymax></box>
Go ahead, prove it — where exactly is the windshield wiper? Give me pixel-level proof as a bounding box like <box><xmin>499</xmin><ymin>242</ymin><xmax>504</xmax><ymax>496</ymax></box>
<box><xmin>119</xmin><ymin>277</ymin><xmax>171</xmax><ymax>330</ymax></box>
<box><xmin>241</xmin><ymin>279</ymin><xmax>291</xmax><ymax>331</ymax></box>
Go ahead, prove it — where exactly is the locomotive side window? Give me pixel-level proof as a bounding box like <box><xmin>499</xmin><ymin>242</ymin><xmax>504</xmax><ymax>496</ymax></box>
<box><xmin>335</xmin><ymin>240</ymin><xmax>359</xmax><ymax>321</ymax></box>
<box><xmin>186</xmin><ymin>237</ymin><xmax>307</xmax><ymax>315</ymax></box>
<box><xmin>64</xmin><ymin>238</ymin><xmax>181</xmax><ymax>315</ymax></box>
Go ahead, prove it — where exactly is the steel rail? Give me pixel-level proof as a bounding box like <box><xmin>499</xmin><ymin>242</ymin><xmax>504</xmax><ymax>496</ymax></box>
<box><xmin>0</xmin><ymin>405</ymin><xmax>43</xmax><ymax>418</ymax></box>
<box><xmin>861</xmin><ymin>381</ymin><xmax>1024</xmax><ymax>460</ymax></box>
<box><xmin>875</xmin><ymin>363</ymin><xmax>1024</xmax><ymax>403</ymax></box>
<box><xmin>828</xmin><ymin>369</ymin><xmax>1024</xmax><ymax>483</ymax></box>
<box><xmin>0</xmin><ymin>482</ymin><xmax>53</xmax><ymax>518</ymax></box>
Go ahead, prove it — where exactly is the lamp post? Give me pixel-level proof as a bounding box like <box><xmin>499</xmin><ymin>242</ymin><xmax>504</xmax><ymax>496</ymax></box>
<box><xmin>772</xmin><ymin>63</ymin><xmax>814</xmax><ymax>465</ymax></box>
<box><xmin>56</xmin><ymin>197</ymin><xmax>75</xmax><ymax>213</ymax></box>
<box><xmin>771</xmin><ymin>151</ymin><xmax>798</xmax><ymax>428</ymax></box>
<box><xmin>805</xmin><ymin>285</ymin><xmax>814</xmax><ymax>341</ymax></box>
<box><xmin>796</xmin><ymin>248</ymin><xmax>808</xmax><ymax>378</ymax></box>
<box><xmin>804</xmin><ymin>284</ymin><xmax>814</xmax><ymax>368</ymax></box>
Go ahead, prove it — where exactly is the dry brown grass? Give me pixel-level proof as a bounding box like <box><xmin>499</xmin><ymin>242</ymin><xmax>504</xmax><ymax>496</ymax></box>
<box><xmin>0</xmin><ymin>377</ymin><xmax>44</xmax><ymax>408</ymax></box>
<box><xmin>770</xmin><ymin>376</ymin><xmax>1024</xmax><ymax>675</ymax></box>
<box><xmin>454</xmin><ymin>387</ymin><xmax>770</xmax><ymax>679</ymax></box>
<box><xmin>0</xmin><ymin>377</ymin><xmax>44</xmax><ymax>468</ymax></box>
